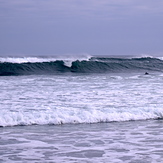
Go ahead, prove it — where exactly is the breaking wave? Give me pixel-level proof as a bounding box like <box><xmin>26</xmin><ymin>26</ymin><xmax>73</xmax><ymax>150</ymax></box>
<box><xmin>0</xmin><ymin>56</ymin><xmax>163</xmax><ymax>75</ymax></box>
<box><xmin>1</xmin><ymin>107</ymin><xmax>163</xmax><ymax>127</ymax></box>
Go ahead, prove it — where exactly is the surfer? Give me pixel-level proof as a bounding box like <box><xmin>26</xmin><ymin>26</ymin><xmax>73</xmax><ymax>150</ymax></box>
<box><xmin>145</xmin><ymin>72</ymin><xmax>149</xmax><ymax>75</ymax></box>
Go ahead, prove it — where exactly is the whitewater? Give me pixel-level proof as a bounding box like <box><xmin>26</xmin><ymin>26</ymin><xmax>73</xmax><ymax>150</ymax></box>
<box><xmin>1</xmin><ymin>55</ymin><xmax>163</xmax><ymax>162</ymax></box>
<box><xmin>1</xmin><ymin>72</ymin><xmax>163</xmax><ymax>127</ymax></box>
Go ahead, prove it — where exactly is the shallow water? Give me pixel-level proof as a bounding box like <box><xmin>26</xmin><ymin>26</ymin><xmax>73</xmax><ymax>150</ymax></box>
<box><xmin>1</xmin><ymin>120</ymin><xmax>163</xmax><ymax>162</ymax></box>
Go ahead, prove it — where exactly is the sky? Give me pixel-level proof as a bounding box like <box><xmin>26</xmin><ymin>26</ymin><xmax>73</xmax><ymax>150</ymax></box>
<box><xmin>0</xmin><ymin>0</ymin><xmax>163</xmax><ymax>56</ymax></box>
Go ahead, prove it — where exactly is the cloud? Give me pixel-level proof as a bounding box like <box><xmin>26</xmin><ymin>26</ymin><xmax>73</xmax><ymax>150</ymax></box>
<box><xmin>1</xmin><ymin>0</ymin><xmax>163</xmax><ymax>21</ymax></box>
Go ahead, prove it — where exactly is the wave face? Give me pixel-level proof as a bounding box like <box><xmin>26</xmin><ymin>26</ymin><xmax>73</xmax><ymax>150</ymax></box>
<box><xmin>0</xmin><ymin>56</ymin><xmax>163</xmax><ymax>75</ymax></box>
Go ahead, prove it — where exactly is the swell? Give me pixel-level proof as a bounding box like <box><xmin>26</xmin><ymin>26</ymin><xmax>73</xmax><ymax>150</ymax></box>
<box><xmin>0</xmin><ymin>57</ymin><xmax>163</xmax><ymax>76</ymax></box>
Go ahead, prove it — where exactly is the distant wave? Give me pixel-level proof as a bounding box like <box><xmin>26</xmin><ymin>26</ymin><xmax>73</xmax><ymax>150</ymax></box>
<box><xmin>0</xmin><ymin>56</ymin><xmax>163</xmax><ymax>75</ymax></box>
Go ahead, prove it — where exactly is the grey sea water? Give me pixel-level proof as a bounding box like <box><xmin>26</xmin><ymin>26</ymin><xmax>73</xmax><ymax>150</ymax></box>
<box><xmin>1</xmin><ymin>120</ymin><xmax>163</xmax><ymax>162</ymax></box>
<box><xmin>1</xmin><ymin>71</ymin><xmax>163</xmax><ymax>162</ymax></box>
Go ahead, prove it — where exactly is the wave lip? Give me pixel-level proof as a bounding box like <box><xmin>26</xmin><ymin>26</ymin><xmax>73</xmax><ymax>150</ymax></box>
<box><xmin>0</xmin><ymin>55</ymin><xmax>92</xmax><ymax>64</ymax></box>
<box><xmin>0</xmin><ymin>56</ymin><xmax>163</xmax><ymax>75</ymax></box>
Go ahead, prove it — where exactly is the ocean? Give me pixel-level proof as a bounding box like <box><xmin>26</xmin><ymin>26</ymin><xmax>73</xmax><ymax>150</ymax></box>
<box><xmin>0</xmin><ymin>55</ymin><xmax>163</xmax><ymax>162</ymax></box>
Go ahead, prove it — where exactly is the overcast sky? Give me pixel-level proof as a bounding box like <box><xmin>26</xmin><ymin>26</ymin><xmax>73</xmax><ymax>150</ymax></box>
<box><xmin>0</xmin><ymin>0</ymin><xmax>163</xmax><ymax>56</ymax></box>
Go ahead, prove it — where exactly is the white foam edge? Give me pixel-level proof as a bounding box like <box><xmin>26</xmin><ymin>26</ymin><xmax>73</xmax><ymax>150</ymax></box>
<box><xmin>0</xmin><ymin>108</ymin><xmax>163</xmax><ymax>127</ymax></box>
